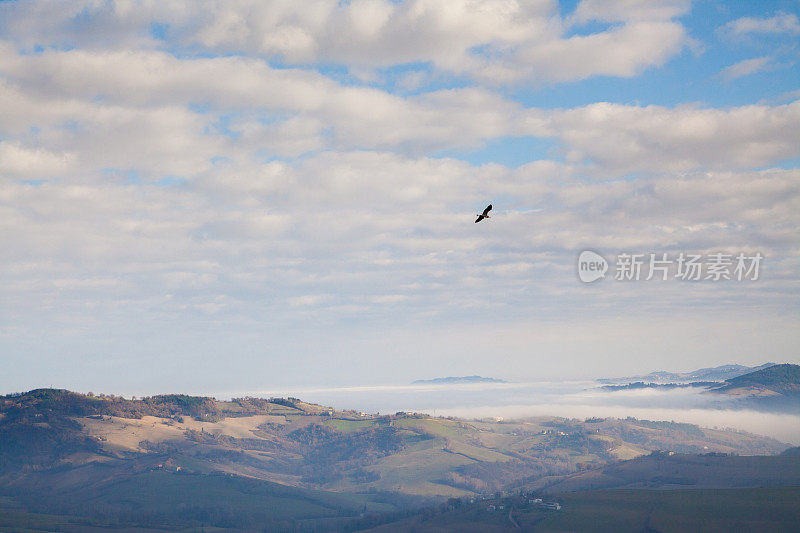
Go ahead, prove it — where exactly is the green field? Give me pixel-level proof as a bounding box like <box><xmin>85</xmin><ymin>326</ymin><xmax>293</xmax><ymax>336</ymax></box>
<box><xmin>537</xmin><ymin>452</ymin><xmax>800</xmax><ymax>492</ymax></box>
<box><xmin>2</xmin><ymin>470</ymin><xmax>396</xmax><ymax>531</ymax></box>
<box><xmin>368</xmin><ymin>486</ymin><xmax>800</xmax><ymax>532</ymax></box>
<box><xmin>549</xmin><ymin>487</ymin><xmax>800</xmax><ymax>533</ymax></box>
<box><xmin>324</xmin><ymin>418</ymin><xmax>378</xmax><ymax>433</ymax></box>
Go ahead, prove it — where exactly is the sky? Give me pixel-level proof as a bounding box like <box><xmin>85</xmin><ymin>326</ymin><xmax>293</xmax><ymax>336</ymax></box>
<box><xmin>0</xmin><ymin>0</ymin><xmax>799</xmax><ymax>396</ymax></box>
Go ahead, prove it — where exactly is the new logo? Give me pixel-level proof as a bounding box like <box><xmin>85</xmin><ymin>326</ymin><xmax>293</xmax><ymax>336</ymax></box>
<box><xmin>577</xmin><ymin>250</ymin><xmax>608</xmax><ymax>283</ymax></box>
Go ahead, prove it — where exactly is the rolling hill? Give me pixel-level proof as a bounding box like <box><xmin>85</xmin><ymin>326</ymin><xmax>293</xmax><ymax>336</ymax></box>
<box><xmin>707</xmin><ymin>363</ymin><xmax>800</xmax><ymax>412</ymax></box>
<box><xmin>369</xmin><ymin>453</ymin><xmax>800</xmax><ymax>531</ymax></box>
<box><xmin>369</xmin><ymin>487</ymin><xmax>800</xmax><ymax>532</ymax></box>
<box><xmin>715</xmin><ymin>363</ymin><xmax>800</xmax><ymax>396</ymax></box>
<box><xmin>0</xmin><ymin>388</ymin><xmax>793</xmax><ymax>530</ymax></box>
<box><xmin>598</xmin><ymin>363</ymin><xmax>800</xmax><ymax>413</ymax></box>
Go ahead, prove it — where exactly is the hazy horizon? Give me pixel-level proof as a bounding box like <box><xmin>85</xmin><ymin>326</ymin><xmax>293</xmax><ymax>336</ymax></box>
<box><xmin>11</xmin><ymin>378</ymin><xmax>798</xmax><ymax>445</ymax></box>
<box><xmin>4</xmin><ymin>357</ymin><xmax>790</xmax><ymax>398</ymax></box>
<box><xmin>225</xmin><ymin>378</ymin><xmax>800</xmax><ymax>445</ymax></box>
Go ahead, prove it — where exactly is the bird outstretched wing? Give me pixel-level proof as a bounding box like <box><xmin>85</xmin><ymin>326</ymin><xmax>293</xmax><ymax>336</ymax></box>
<box><xmin>475</xmin><ymin>215</ymin><xmax>484</xmax><ymax>223</ymax></box>
<box><xmin>482</xmin><ymin>204</ymin><xmax>492</xmax><ymax>216</ymax></box>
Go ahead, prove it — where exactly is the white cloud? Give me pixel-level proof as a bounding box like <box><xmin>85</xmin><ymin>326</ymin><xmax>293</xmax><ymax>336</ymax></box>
<box><xmin>3</xmin><ymin>150</ymin><xmax>798</xmax><ymax>329</ymax></box>
<box><xmin>722</xmin><ymin>12</ymin><xmax>800</xmax><ymax>36</ymax></box>
<box><xmin>175</xmin><ymin>0</ymin><xmax>690</xmax><ymax>85</ymax></box>
<box><xmin>549</xmin><ymin>101</ymin><xmax>800</xmax><ymax>174</ymax></box>
<box><xmin>0</xmin><ymin>46</ymin><xmax>543</xmax><ymax>159</ymax></box>
<box><xmin>719</xmin><ymin>56</ymin><xmax>772</xmax><ymax>80</ymax></box>
<box><xmin>505</xmin><ymin>20</ymin><xmax>686</xmax><ymax>83</ymax></box>
<box><xmin>572</xmin><ymin>0</ymin><xmax>691</xmax><ymax>23</ymax></box>
<box><xmin>0</xmin><ymin>0</ymin><xmax>690</xmax><ymax>85</ymax></box>
<box><xmin>3</xmin><ymin>43</ymin><xmax>797</xmax><ymax>177</ymax></box>
<box><xmin>0</xmin><ymin>84</ymin><xmax>223</xmax><ymax>177</ymax></box>
<box><xmin>0</xmin><ymin>142</ymin><xmax>73</xmax><ymax>178</ymax></box>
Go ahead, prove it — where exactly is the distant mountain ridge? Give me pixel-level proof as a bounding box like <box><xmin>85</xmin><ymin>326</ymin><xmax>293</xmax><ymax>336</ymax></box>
<box><xmin>601</xmin><ymin>381</ymin><xmax>719</xmax><ymax>392</ymax></box>
<box><xmin>412</xmin><ymin>375</ymin><xmax>507</xmax><ymax>384</ymax></box>
<box><xmin>599</xmin><ymin>363</ymin><xmax>776</xmax><ymax>384</ymax></box>
<box><xmin>599</xmin><ymin>363</ymin><xmax>800</xmax><ymax>413</ymax></box>
<box><xmin>715</xmin><ymin>363</ymin><xmax>800</xmax><ymax>397</ymax></box>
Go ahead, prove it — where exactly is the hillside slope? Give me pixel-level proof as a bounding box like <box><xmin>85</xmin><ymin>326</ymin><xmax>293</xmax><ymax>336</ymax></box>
<box><xmin>0</xmin><ymin>388</ymin><xmax>793</xmax><ymax>529</ymax></box>
<box><xmin>368</xmin><ymin>487</ymin><xmax>800</xmax><ymax>532</ymax></box>
<box><xmin>716</xmin><ymin>363</ymin><xmax>800</xmax><ymax>395</ymax></box>
<box><xmin>535</xmin><ymin>452</ymin><xmax>800</xmax><ymax>493</ymax></box>
<box><xmin>708</xmin><ymin>363</ymin><xmax>800</xmax><ymax>412</ymax></box>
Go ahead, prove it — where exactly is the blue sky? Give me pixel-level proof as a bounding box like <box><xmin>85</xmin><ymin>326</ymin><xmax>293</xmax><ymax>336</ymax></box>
<box><xmin>0</xmin><ymin>0</ymin><xmax>798</xmax><ymax>395</ymax></box>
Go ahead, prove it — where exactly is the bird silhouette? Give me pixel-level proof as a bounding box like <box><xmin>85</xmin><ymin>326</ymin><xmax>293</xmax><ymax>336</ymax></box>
<box><xmin>475</xmin><ymin>204</ymin><xmax>492</xmax><ymax>223</ymax></box>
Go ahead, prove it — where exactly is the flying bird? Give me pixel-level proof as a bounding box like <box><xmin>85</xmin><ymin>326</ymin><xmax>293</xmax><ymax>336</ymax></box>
<box><xmin>475</xmin><ymin>204</ymin><xmax>492</xmax><ymax>223</ymax></box>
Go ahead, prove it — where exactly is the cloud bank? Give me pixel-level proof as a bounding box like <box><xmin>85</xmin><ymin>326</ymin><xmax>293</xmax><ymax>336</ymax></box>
<box><xmin>0</xmin><ymin>0</ymin><xmax>798</xmax><ymax>393</ymax></box>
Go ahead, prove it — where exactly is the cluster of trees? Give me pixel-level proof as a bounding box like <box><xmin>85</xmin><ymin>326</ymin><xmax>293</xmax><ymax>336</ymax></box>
<box><xmin>442</xmin><ymin>471</ymin><xmax>488</xmax><ymax>492</ymax></box>
<box><xmin>0</xmin><ymin>389</ymin><xmax>298</xmax><ymax>474</ymax></box>
<box><xmin>0</xmin><ymin>390</ymin><xmax>106</xmax><ymax>473</ymax></box>
<box><xmin>626</xmin><ymin>418</ymin><xmax>705</xmax><ymax>437</ymax></box>
<box><xmin>287</xmin><ymin>423</ymin><xmax>406</xmax><ymax>484</ymax></box>
<box><xmin>0</xmin><ymin>389</ymin><xmax>224</xmax><ymax>421</ymax></box>
<box><xmin>290</xmin><ymin>424</ymin><xmax>405</xmax><ymax>462</ymax></box>
<box><xmin>457</xmin><ymin>457</ymin><xmax>574</xmax><ymax>493</ymax></box>
<box><xmin>1</xmin><ymin>389</ymin><xmax>322</xmax><ymax>424</ymax></box>
<box><xmin>0</xmin><ymin>415</ymin><xmax>101</xmax><ymax>473</ymax></box>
